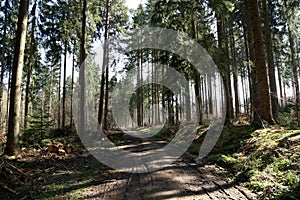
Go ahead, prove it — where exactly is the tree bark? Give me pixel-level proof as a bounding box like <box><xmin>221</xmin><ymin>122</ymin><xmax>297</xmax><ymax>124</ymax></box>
<box><xmin>275</xmin><ymin>55</ymin><xmax>284</xmax><ymax>106</ymax></box>
<box><xmin>79</xmin><ymin>0</ymin><xmax>87</xmax><ymax>135</ymax></box>
<box><xmin>98</xmin><ymin>0</ymin><xmax>110</xmax><ymax>127</ymax></box>
<box><xmin>230</xmin><ymin>28</ymin><xmax>240</xmax><ymax>118</ymax></box>
<box><xmin>191</xmin><ymin>5</ymin><xmax>203</xmax><ymax>125</ymax></box>
<box><xmin>0</xmin><ymin>0</ymin><xmax>9</xmax><ymax>131</ymax></box>
<box><xmin>262</xmin><ymin>0</ymin><xmax>279</xmax><ymax>118</ymax></box>
<box><xmin>242</xmin><ymin>19</ymin><xmax>254</xmax><ymax>120</ymax></box>
<box><xmin>184</xmin><ymin>76</ymin><xmax>191</xmax><ymax>122</ymax></box>
<box><xmin>244</xmin><ymin>0</ymin><xmax>273</xmax><ymax>125</ymax></box>
<box><xmin>103</xmin><ymin>0</ymin><xmax>111</xmax><ymax>130</ymax></box>
<box><xmin>62</xmin><ymin>40</ymin><xmax>67</xmax><ymax>129</ymax></box>
<box><xmin>70</xmin><ymin>42</ymin><xmax>75</xmax><ymax>126</ymax></box>
<box><xmin>216</xmin><ymin>13</ymin><xmax>233</xmax><ymax>124</ymax></box>
<box><xmin>58</xmin><ymin>59</ymin><xmax>61</xmax><ymax>128</ymax></box>
<box><xmin>194</xmin><ymin>72</ymin><xmax>203</xmax><ymax>125</ymax></box>
<box><xmin>5</xmin><ymin>0</ymin><xmax>29</xmax><ymax>156</ymax></box>
<box><xmin>24</xmin><ymin>1</ymin><xmax>37</xmax><ymax>129</ymax></box>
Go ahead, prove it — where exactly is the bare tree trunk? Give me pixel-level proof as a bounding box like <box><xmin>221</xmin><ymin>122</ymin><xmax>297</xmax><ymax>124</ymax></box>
<box><xmin>70</xmin><ymin>42</ymin><xmax>75</xmax><ymax>126</ymax></box>
<box><xmin>230</xmin><ymin>28</ymin><xmax>240</xmax><ymax>118</ymax></box>
<box><xmin>24</xmin><ymin>1</ymin><xmax>37</xmax><ymax>129</ymax></box>
<box><xmin>167</xmin><ymin>92</ymin><xmax>175</xmax><ymax>126</ymax></box>
<box><xmin>0</xmin><ymin>0</ymin><xmax>9</xmax><ymax>132</ymax></box>
<box><xmin>241</xmin><ymin>74</ymin><xmax>246</xmax><ymax>115</ymax></box>
<box><xmin>262</xmin><ymin>0</ymin><xmax>279</xmax><ymax>118</ymax></box>
<box><xmin>103</xmin><ymin>0</ymin><xmax>112</xmax><ymax>130</ymax></box>
<box><xmin>79</xmin><ymin>0</ymin><xmax>87</xmax><ymax>135</ymax></box>
<box><xmin>191</xmin><ymin>5</ymin><xmax>203</xmax><ymax>125</ymax></box>
<box><xmin>98</xmin><ymin>0</ymin><xmax>110</xmax><ymax>128</ymax></box>
<box><xmin>62</xmin><ymin>40</ymin><xmax>67</xmax><ymax>129</ymax></box>
<box><xmin>245</xmin><ymin>0</ymin><xmax>273</xmax><ymax>125</ymax></box>
<box><xmin>216</xmin><ymin>13</ymin><xmax>233</xmax><ymax>124</ymax></box>
<box><xmin>203</xmin><ymin>76</ymin><xmax>208</xmax><ymax>119</ymax></box>
<box><xmin>151</xmin><ymin>54</ymin><xmax>154</xmax><ymax>125</ymax></box>
<box><xmin>184</xmin><ymin>75</ymin><xmax>191</xmax><ymax>122</ymax></box>
<box><xmin>243</xmin><ymin>20</ymin><xmax>253</xmax><ymax>120</ymax></box>
<box><xmin>161</xmin><ymin>66</ymin><xmax>166</xmax><ymax>124</ymax></box>
<box><xmin>276</xmin><ymin>56</ymin><xmax>284</xmax><ymax>106</ymax></box>
<box><xmin>58</xmin><ymin>59</ymin><xmax>61</xmax><ymax>128</ymax></box>
<box><xmin>5</xmin><ymin>0</ymin><xmax>29</xmax><ymax>156</ymax></box>
<box><xmin>48</xmin><ymin>65</ymin><xmax>53</xmax><ymax>127</ymax></box>
<box><xmin>136</xmin><ymin>50</ymin><xmax>143</xmax><ymax>127</ymax></box>
<box><xmin>6</xmin><ymin>70</ymin><xmax>12</xmax><ymax>127</ymax></box>
<box><xmin>194</xmin><ymin>72</ymin><xmax>203</xmax><ymax>125</ymax></box>
<box><xmin>137</xmin><ymin>56</ymin><xmax>141</xmax><ymax>126</ymax></box>
<box><xmin>140</xmin><ymin>51</ymin><xmax>144</xmax><ymax>126</ymax></box>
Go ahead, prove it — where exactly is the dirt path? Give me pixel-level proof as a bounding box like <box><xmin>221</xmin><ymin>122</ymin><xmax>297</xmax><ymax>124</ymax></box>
<box><xmin>80</xmin><ymin>131</ymin><xmax>256</xmax><ymax>200</ymax></box>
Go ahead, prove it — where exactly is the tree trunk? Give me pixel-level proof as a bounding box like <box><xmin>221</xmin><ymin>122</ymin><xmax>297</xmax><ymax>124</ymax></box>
<box><xmin>0</xmin><ymin>0</ymin><xmax>9</xmax><ymax>131</ymax></box>
<box><xmin>79</xmin><ymin>0</ymin><xmax>87</xmax><ymax>135</ymax></box>
<box><xmin>283</xmin><ymin>0</ymin><xmax>299</xmax><ymax>126</ymax></box>
<box><xmin>276</xmin><ymin>55</ymin><xmax>284</xmax><ymax>106</ymax></box>
<box><xmin>5</xmin><ymin>70</ymin><xmax>12</xmax><ymax>129</ymax></box>
<box><xmin>48</xmin><ymin>65</ymin><xmax>53</xmax><ymax>127</ymax></box>
<box><xmin>167</xmin><ymin>92</ymin><xmax>175</xmax><ymax>126</ymax></box>
<box><xmin>262</xmin><ymin>0</ymin><xmax>279</xmax><ymax>119</ymax></box>
<box><xmin>191</xmin><ymin>5</ymin><xmax>203</xmax><ymax>125</ymax></box>
<box><xmin>103</xmin><ymin>0</ymin><xmax>111</xmax><ymax>130</ymax></box>
<box><xmin>62</xmin><ymin>40</ymin><xmax>67</xmax><ymax>129</ymax></box>
<box><xmin>230</xmin><ymin>28</ymin><xmax>240</xmax><ymax>118</ymax></box>
<box><xmin>184</xmin><ymin>76</ymin><xmax>191</xmax><ymax>122</ymax></box>
<box><xmin>244</xmin><ymin>0</ymin><xmax>273</xmax><ymax>125</ymax></box>
<box><xmin>58</xmin><ymin>59</ymin><xmax>61</xmax><ymax>128</ymax></box>
<box><xmin>137</xmin><ymin>52</ymin><xmax>142</xmax><ymax>126</ymax></box>
<box><xmin>156</xmin><ymin>60</ymin><xmax>160</xmax><ymax>124</ymax></box>
<box><xmin>4</xmin><ymin>0</ymin><xmax>29</xmax><ymax>156</ymax></box>
<box><xmin>242</xmin><ymin>20</ymin><xmax>254</xmax><ymax>120</ymax></box>
<box><xmin>194</xmin><ymin>72</ymin><xmax>203</xmax><ymax>125</ymax></box>
<box><xmin>24</xmin><ymin>1</ymin><xmax>37</xmax><ymax>129</ymax></box>
<box><xmin>98</xmin><ymin>0</ymin><xmax>110</xmax><ymax>127</ymax></box>
<box><xmin>140</xmin><ymin>50</ymin><xmax>144</xmax><ymax>126</ymax></box>
<box><xmin>216</xmin><ymin>13</ymin><xmax>233</xmax><ymax>124</ymax></box>
<box><xmin>70</xmin><ymin>42</ymin><xmax>75</xmax><ymax>126</ymax></box>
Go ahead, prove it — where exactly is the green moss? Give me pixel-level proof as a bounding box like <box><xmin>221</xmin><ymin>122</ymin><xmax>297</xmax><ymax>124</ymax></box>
<box><xmin>198</xmin><ymin>127</ymin><xmax>300</xmax><ymax>199</ymax></box>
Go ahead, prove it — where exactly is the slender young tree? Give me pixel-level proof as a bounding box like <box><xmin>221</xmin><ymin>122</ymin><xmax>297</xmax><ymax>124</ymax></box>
<box><xmin>70</xmin><ymin>41</ymin><xmax>76</xmax><ymax>126</ymax></box>
<box><xmin>58</xmin><ymin>59</ymin><xmax>61</xmax><ymax>128</ymax></box>
<box><xmin>5</xmin><ymin>0</ymin><xmax>29</xmax><ymax>156</ymax></box>
<box><xmin>62</xmin><ymin>40</ymin><xmax>67</xmax><ymax>129</ymax></box>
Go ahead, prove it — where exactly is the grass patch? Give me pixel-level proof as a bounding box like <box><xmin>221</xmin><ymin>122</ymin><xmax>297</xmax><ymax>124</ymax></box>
<box><xmin>200</xmin><ymin>126</ymin><xmax>300</xmax><ymax>199</ymax></box>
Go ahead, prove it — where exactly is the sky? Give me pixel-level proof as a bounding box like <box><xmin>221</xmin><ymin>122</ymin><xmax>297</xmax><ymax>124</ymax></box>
<box><xmin>125</xmin><ymin>0</ymin><xmax>147</xmax><ymax>9</ymax></box>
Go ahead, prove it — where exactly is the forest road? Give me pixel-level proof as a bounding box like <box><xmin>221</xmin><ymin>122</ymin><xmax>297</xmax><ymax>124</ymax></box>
<box><xmin>81</xmin><ymin>131</ymin><xmax>256</xmax><ymax>200</ymax></box>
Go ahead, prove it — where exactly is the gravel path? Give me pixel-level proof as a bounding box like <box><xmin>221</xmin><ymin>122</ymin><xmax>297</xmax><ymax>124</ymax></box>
<box><xmin>81</xmin><ymin>131</ymin><xmax>256</xmax><ymax>200</ymax></box>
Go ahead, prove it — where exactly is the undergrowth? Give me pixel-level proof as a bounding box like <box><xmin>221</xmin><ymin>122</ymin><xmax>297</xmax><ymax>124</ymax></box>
<box><xmin>201</xmin><ymin>126</ymin><xmax>300</xmax><ymax>200</ymax></box>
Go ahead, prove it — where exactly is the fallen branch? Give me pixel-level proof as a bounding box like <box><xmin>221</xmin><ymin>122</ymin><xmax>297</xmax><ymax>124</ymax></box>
<box><xmin>0</xmin><ymin>181</ymin><xmax>18</xmax><ymax>195</ymax></box>
<box><xmin>6</xmin><ymin>162</ymin><xmax>27</xmax><ymax>177</ymax></box>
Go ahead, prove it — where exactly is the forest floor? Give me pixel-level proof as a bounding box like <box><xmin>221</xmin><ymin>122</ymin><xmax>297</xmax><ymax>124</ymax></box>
<box><xmin>1</xmin><ymin>126</ymin><xmax>299</xmax><ymax>199</ymax></box>
<box><xmin>0</xmin><ymin>128</ymin><xmax>257</xmax><ymax>200</ymax></box>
